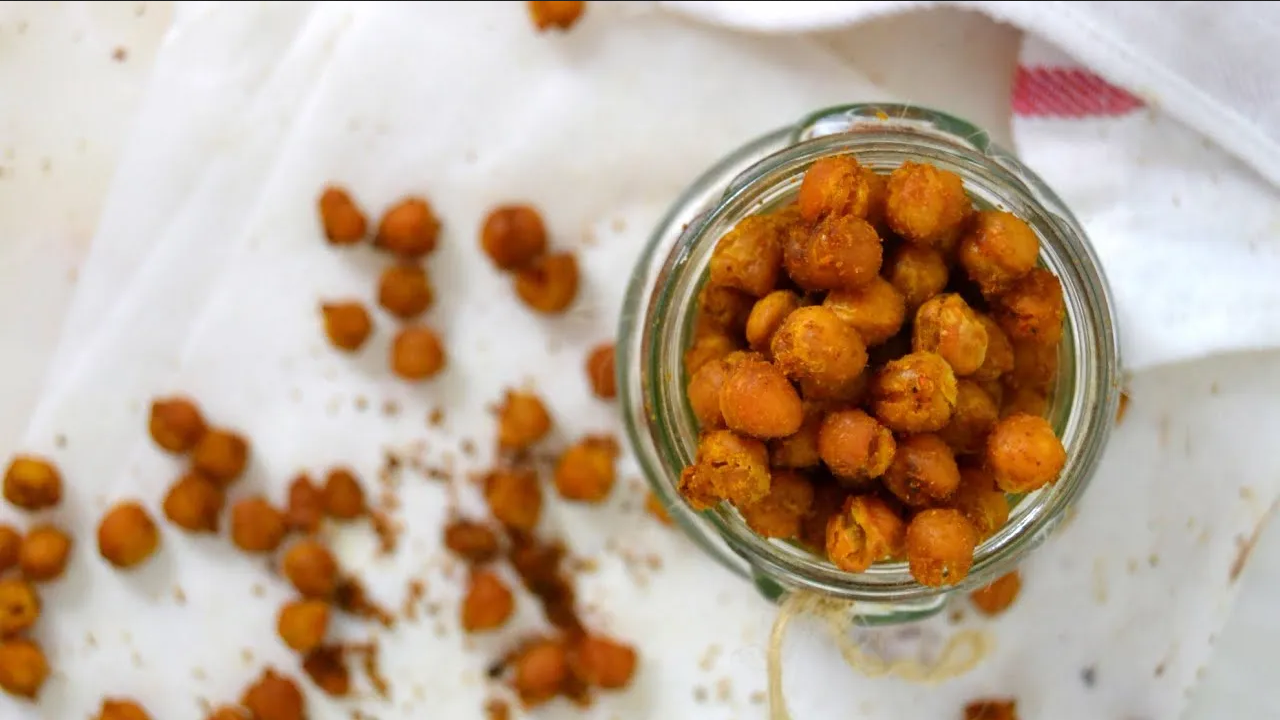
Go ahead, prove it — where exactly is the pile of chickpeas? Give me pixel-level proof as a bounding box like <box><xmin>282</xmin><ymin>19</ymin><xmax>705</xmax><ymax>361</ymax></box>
<box><xmin>678</xmin><ymin>155</ymin><xmax>1068</xmax><ymax>588</ymax></box>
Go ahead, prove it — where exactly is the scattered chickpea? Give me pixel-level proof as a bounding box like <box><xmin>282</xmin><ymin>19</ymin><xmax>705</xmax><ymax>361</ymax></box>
<box><xmin>317</xmin><ymin>185</ymin><xmax>367</xmax><ymax>246</ymax></box>
<box><xmin>905</xmin><ymin>508</ymin><xmax>978</xmax><ymax>587</ymax></box>
<box><xmin>461</xmin><ymin>570</ymin><xmax>515</xmax><ymax>632</ymax></box>
<box><xmin>797</xmin><ymin>155</ymin><xmax>884</xmax><ymax>224</ymax></box>
<box><xmin>442</xmin><ymin>519</ymin><xmax>501</xmax><ymax>564</ymax></box>
<box><xmin>939</xmin><ymin>380</ymin><xmax>1000</xmax><ymax>456</ymax></box>
<box><xmin>738</xmin><ymin>470</ymin><xmax>814</xmax><ymax>539</ymax></box>
<box><xmin>824</xmin><ymin>277</ymin><xmax>906</xmax><ymax>347</ymax></box>
<box><xmin>97</xmin><ymin>502</ymin><xmax>160</xmax><ymax>569</ymax></box>
<box><xmin>302</xmin><ymin>645</ymin><xmax>350</xmax><ymax>697</ymax></box>
<box><xmin>959</xmin><ymin>210</ymin><xmax>1039</xmax><ymax>298</ymax></box>
<box><xmin>512</xmin><ymin>638</ymin><xmax>568</xmax><ymax>706</ymax></box>
<box><xmin>970</xmin><ymin>571</ymin><xmax>1022</xmax><ymax>616</ymax></box>
<box><xmin>277</xmin><ymin>599</ymin><xmax>330</xmax><ymax>654</ymax></box>
<box><xmin>870</xmin><ymin>351</ymin><xmax>958</xmax><ymax>433</ymax></box>
<box><xmin>19</xmin><ymin>525</ymin><xmax>71</xmax><ymax>582</ymax></box>
<box><xmin>0</xmin><ymin>638</ymin><xmax>48</xmax><ymax>699</ymax></box>
<box><xmin>817</xmin><ymin>409</ymin><xmax>895</xmax><ymax>485</ymax></box>
<box><xmin>783</xmin><ymin>213</ymin><xmax>883</xmax><ymax>292</ymax></box>
<box><xmin>97</xmin><ymin>698</ymin><xmax>152</xmax><ymax>720</ymax></box>
<box><xmin>375</xmin><ymin>196</ymin><xmax>440</xmax><ymax>258</ymax></box>
<box><xmin>825</xmin><ymin>495</ymin><xmax>906</xmax><ymax>572</ymax></box>
<box><xmin>0</xmin><ymin>578</ymin><xmax>39</xmax><ymax>637</ymax></box>
<box><xmin>771</xmin><ymin>305</ymin><xmax>868</xmax><ymax>400</ymax></box>
<box><xmin>985</xmin><ymin>413</ymin><xmax>1067</xmax><ymax>494</ymax></box>
<box><xmin>162</xmin><ymin>471</ymin><xmax>224</xmax><ymax>533</ymax></box>
<box><xmin>718</xmin><ymin>356</ymin><xmax>804</xmax><ymax>439</ymax></box>
<box><xmin>230</xmin><ymin>497</ymin><xmax>287</xmax><ymax>554</ymax></box>
<box><xmin>883</xmin><ymin>244</ymin><xmax>949</xmax><ymax>311</ymax></box>
<box><xmin>584</xmin><ymin>343</ymin><xmax>616</xmax><ymax>400</ymax></box>
<box><xmin>390</xmin><ymin>325</ymin><xmax>447</xmax><ymax>381</ymax></box>
<box><xmin>884</xmin><ymin>161</ymin><xmax>971</xmax><ymax>247</ymax></box>
<box><xmin>709</xmin><ymin>214</ymin><xmax>785</xmax><ymax>297</ymax></box>
<box><xmin>206</xmin><ymin>706</ymin><xmax>250</xmax><ymax>720</ymax></box>
<box><xmin>0</xmin><ymin>525</ymin><xmax>19</xmax><ymax>574</ymax></box>
<box><xmin>554</xmin><ymin>436</ymin><xmax>619</xmax><ymax>503</ymax></box>
<box><xmin>993</xmin><ymin>268</ymin><xmax>1065</xmax><ymax>345</ymax></box>
<box><xmin>527</xmin><ymin>0</ymin><xmax>586</xmax><ymax>31</ymax></box>
<box><xmin>241</xmin><ymin>668</ymin><xmax>306</xmax><ymax>720</ymax></box>
<box><xmin>2</xmin><ymin>455</ymin><xmax>62</xmax><ymax>511</ymax></box>
<box><xmin>322</xmin><ymin>468</ymin><xmax>366</xmax><ymax>520</ymax></box>
<box><xmin>148</xmin><ymin>396</ymin><xmax>207</xmax><ymax>453</ymax></box>
<box><xmin>377</xmin><ymin>264</ymin><xmax>434</xmax><ymax>319</ymax></box>
<box><xmin>284</xmin><ymin>474</ymin><xmax>323</xmax><ymax>535</ymax></box>
<box><xmin>513</xmin><ymin>252</ymin><xmax>579</xmax><ymax>314</ymax></box>
<box><xmin>964</xmin><ymin>699</ymin><xmax>1019</xmax><ymax>720</ymax></box>
<box><xmin>481</xmin><ymin>204</ymin><xmax>548</xmax><ymax>270</ymax></box>
<box><xmin>320</xmin><ymin>301</ymin><xmax>373</xmax><ymax>352</ymax></box>
<box><xmin>282</xmin><ymin>539</ymin><xmax>338</xmax><ymax>598</ymax></box>
<box><xmin>191</xmin><ymin>428</ymin><xmax>250</xmax><ymax>485</ymax></box>
<box><xmin>496</xmin><ymin>390</ymin><xmax>552</xmax><ymax>452</ymax></box>
<box><xmin>484</xmin><ymin>468</ymin><xmax>543</xmax><ymax>532</ymax></box>
<box><xmin>571</xmin><ymin>634</ymin><xmax>638</xmax><ymax>689</ymax></box>
<box><xmin>912</xmin><ymin>293</ymin><xmax>989</xmax><ymax>377</ymax></box>
<box><xmin>884</xmin><ymin>434</ymin><xmax>961</xmax><ymax>508</ymax></box>
<box><xmin>745</xmin><ymin>290</ymin><xmax>802</xmax><ymax>355</ymax></box>
<box><xmin>948</xmin><ymin>466</ymin><xmax>1010</xmax><ymax>541</ymax></box>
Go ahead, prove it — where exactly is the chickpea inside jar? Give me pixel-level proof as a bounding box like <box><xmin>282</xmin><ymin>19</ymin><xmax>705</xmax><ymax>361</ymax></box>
<box><xmin>617</xmin><ymin>104</ymin><xmax>1120</xmax><ymax>620</ymax></box>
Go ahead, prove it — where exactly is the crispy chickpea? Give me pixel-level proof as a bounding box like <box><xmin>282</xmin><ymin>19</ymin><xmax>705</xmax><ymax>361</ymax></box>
<box><xmin>692</xmin><ymin>430</ymin><xmax>771</xmax><ymax>507</ymax></box>
<box><xmin>719</xmin><ymin>357</ymin><xmax>803</xmax><ymax>439</ymax></box>
<box><xmin>971</xmin><ymin>315</ymin><xmax>1014</xmax><ymax>382</ymax></box>
<box><xmin>318</xmin><ymin>185</ymin><xmax>367</xmax><ymax>246</ymax></box>
<box><xmin>959</xmin><ymin>210</ymin><xmax>1039</xmax><ymax>297</ymax></box>
<box><xmin>870</xmin><ymin>352</ymin><xmax>958</xmax><ymax>433</ymax></box>
<box><xmin>950</xmin><ymin>466</ymin><xmax>1010</xmax><ymax>541</ymax></box>
<box><xmin>985</xmin><ymin>413</ymin><xmax>1066</xmax><ymax>494</ymax></box>
<box><xmin>461</xmin><ymin>569</ymin><xmax>515</xmax><ymax>632</ymax></box>
<box><xmin>884</xmin><ymin>161</ymin><xmax>970</xmax><ymax>247</ymax></box>
<box><xmin>555</xmin><ymin>436</ymin><xmax>619</xmax><ymax>503</ymax></box>
<box><xmin>797</xmin><ymin>155</ymin><xmax>885</xmax><ymax>223</ymax></box>
<box><xmin>3</xmin><ymin>455</ymin><xmax>62</xmax><ymax>511</ymax></box>
<box><xmin>277</xmin><ymin>599</ymin><xmax>329</xmax><ymax>653</ymax></box>
<box><xmin>528</xmin><ymin>0</ymin><xmax>585</xmax><ymax>31</ymax></box>
<box><xmin>97</xmin><ymin>699</ymin><xmax>152</xmax><ymax>720</ymax></box>
<box><xmin>824</xmin><ymin>277</ymin><xmax>906</xmax><ymax>347</ymax></box>
<box><xmin>769</xmin><ymin>406</ymin><xmax>823</xmax><ymax>470</ymax></box>
<box><xmin>906</xmin><ymin>508</ymin><xmax>978</xmax><ymax>586</ymax></box>
<box><xmin>683</xmin><ymin>331</ymin><xmax>739</xmax><ymax>376</ymax></box>
<box><xmin>322</xmin><ymin>468</ymin><xmax>366</xmax><ymax>520</ymax></box>
<box><xmin>0</xmin><ymin>525</ymin><xmax>19</xmax><ymax>574</ymax></box>
<box><xmin>709</xmin><ymin>214</ymin><xmax>785</xmax><ymax>297</ymax></box>
<box><xmin>970</xmin><ymin>571</ymin><xmax>1022</xmax><ymax>616</ymax></box>
<box><xmin>282</xmin><ymin>539</ymin><xmax>338</xmax><ymax>598</ymax></box>
<box><xmin>585</xmin><ymin>343</ymin><xmax>616</xmax><ymax>399</ymax></box>
<box><xmin>1006</xmin><ymin>337</ymin><xmax>1058</xmax><ymax>393</ymax></box>
<box><xmin>746</xmin><ymin>290</ymin><xmax>801</xmax><ymax>354</ymax></box>
<box><xmin>884</xmin><ymin>244</ymin><xmax>949</xmax><ymax>310</ymax></box>
<box><xmin>687</xmin><ymin>355</ymin><xmax>734</xmax><ymax>428</ymax></box>
<box><xmin>817</xmin><ymin>409</ymin><xmax>895</xmax><ymax>484</ymax></box>
<box><xmin>884</xmin><ymin>434</ymin><xmax>961</xmax><ymax>508</ymax></box>
<box><xmin>320</xmin><ymin>301</ymin><xmax>372</xmax><ymax>352</ymax></box>
<box><xmin>0</xmin><ymin>638</ymin><xmax>48</xmax><ymax>699</ymax></box>
<box><xmin>302</xmin><ymin>645</ymin><xmax>350</xmax><ymax>697</ymax></box>
<box><xmin>514</xmin><ymin>251</ymin><xmax>578</xmax><ymax>314</ymax></box>
<box><xmin>739</xmin><ymin>470</ymin><xmax>814</xmax><ymax>539</ymax></box>
<box><xmin>913</xmin><ymin>293</ymin><xmax>989</xmax><ymax>376</ymax></box>
<box><xmin>497</xmin><ymin>390</ymin><xmax>552</xmax><ymax>452</ymax></box>
<box><xmin>484</xmin><ymin>468</ymin><xmax>543</xmax><ymax>532</ymax></box>
<box><xmin>375</xmin><ymin>196</ymin><xmax>440</xmax><ymax>258</ymax></box>
<box><xmin>964</xmin><ymin>699</ymin><xmax>1019</xmax><ymax>720</ymax></box>
<box><xmin>162</xmin><ymin>471</ymin><xmax>224</xmax><ymax>533</ymax></box>
<box><xmin>97</xmin><ymin>502</ymin><xmax>159</xmax><ymax>569</ymax></box>
<box><xmin>390</xmin><ymin>325</ymin><xmax>447</xmax><ymax>381</ymax></box>
<box><xmin>230</xmin><ymin>496</ymin><xmax>287</xmax><ymax>554</ymax></box>
<box><xmin>571</xmin><ymin>635</ymin><xmax>638</xmax><ymax>690</ymax></box>
<box><xmin>825</xmin><ymin>495</ymin><xmax>906</xmax><ymax>572</ymax></box>
<box><xmin>481</xmin><ymin>204</ymin><xmax>548</xmax><ymax>270</ymax></box>
<box><xmin>513</xmin><ymin>638</ymin><xmax>568</xmax><ymax>706</ymax></box>
<box><xmin>148</xmin><ymin>396</ymin><xmax>207</xmax><ymax>453</ymax></box>
<box><xmin>783</xmin><ymin>214</ymin><xmax>883</xmax><ymax>292</ymax></box>
<box><xmin>191</xmin><ymin>428</ymin><xmax>250</xmax><ymax>485</ymax></box>
<box><xmin>19</xmin><ymin>526</ymin><xmax>70</xmax><ymax>582</ymax></box>
<box><xmin>771</xmin><ymin>306</ymin><xmax>868</xmax><ymax>399</ymax></box>
<box><xmin>939</xmin><ymin>381</ymin><xmax>1000</xmax><ymax>455</ymax></box>
<box><xmin>677</xmin><ymin>465</ymin><xmax>719</xmax><ymax>510</ymax></box>
<box><xmin>241</xmin><ymin>668</ymin><xmax>305</xmax><ymax>720</ymax></box>
<box><xmin>0</xmin><ymin>578</ymin><xmax>39</xmax><ymax>637</ymax></box>
<box><xmin>993</xmin><ymin>268</ymin><xmax>1065</xmax><ymax>344</ymax></box>
<box><xmin>377</xmin><ymin>264</ymin><xmax>434</xmax><ymax>319</ymax></box>
<box><xmin>696</xmin><ymin>284</ymin><xmax>754</xmax><ymax>337</ymax></box>
<box><xmin>1001</xmin><ymin>386</ymin><xmax>1050</xmax><ymax>419</ymax></box>
<box><xmin>284</xmin><ymin>474</ymin><xmax>322</xmax><ymax>535</ymax></box>
<box><xmin>443</xmin><ymin>519</ymin><xmax>501</xmax><ymax>563</ymax></box>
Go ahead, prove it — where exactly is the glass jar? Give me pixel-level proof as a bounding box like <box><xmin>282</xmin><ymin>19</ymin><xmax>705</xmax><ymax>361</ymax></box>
<box><xmin>617</xmin><ymin>104</ymin><xmax>1121</xmax><ymax>624</ymax></box>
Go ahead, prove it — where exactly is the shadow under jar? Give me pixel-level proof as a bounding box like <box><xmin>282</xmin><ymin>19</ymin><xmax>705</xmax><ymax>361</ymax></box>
<box><xmin>617</xmin><ymin>104</ymin><xmax>1121</xmax><ymax>624</ymax></box>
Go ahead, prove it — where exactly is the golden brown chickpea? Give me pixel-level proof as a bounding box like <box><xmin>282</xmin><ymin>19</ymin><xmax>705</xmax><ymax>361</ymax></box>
<box><xmin>443</xmin><ymin>519</ymin><xmax>501</xmax><ymax>564</ymax></box>
<box><xmin>687</xmin><ymin>355</ymin><xmax>734</xmax><ymax>428</ymax></box>
<box><xmin>0</xmin><ymin>578</ymin><xmax>39</xmax><ymax>637</ymax></box>
<box><xmin>19</xmin><ymin>526</ymin><xmax>70</xmax><ymax>582</ymax></box>
<box><xmin>939</xmin><ymin>380</ymin><xmax>1000</xmax><ymax>456</ymax></box>
<box><xmin>0</xmin><ymin>525</ymin><xmax>19</xmax><ymax>574</ymax></box>
<box><xmin>570</xmin><ymin>635</ymin><xmax>638</xmax><ymax>690</ymax></box>
<box><xmin>769</xmin><ymin>406</ymin><xmax>823</xmax><ymax>470</ymax></box>
<box><xmin>949</xmin><ymin>466</ymin><xmax>1010</xmax><ymax>541</ymax></box>
<box><xmin>719</xmin><ymin>357</ymin><xmax>803</xmax><ymax>440</ymax></box>
<box><xmin>964</xmin><ymin>699</ymin><xmax>1019</xmax><ymax>720</ymax></box>
<box><xmin>691</xmin><ymin>430</ymin><xmax>772</xmax><ymax>507</ymax></box>
<box><xmin>905</xmin><ymin>508</ymin><xmax>978</xmax><ymax>587</ymax></box>
<box><xmin>993</xmin><ymin>268</ymin><xmax>1065</xmax><ymax>344</ymax></box>
<box><xmin>461</xmin><ymin>569</ymin><xmax>515</xmax><ymax>632</ymax></box>
<box><xmin>1000</xmin><ymin>386</ymin><xmax>1050</xmax><ymax>419</ymax></box>
<box><xmin>320</xmin><ymin>301</ymin><xmax>373</xmax><ymax>352</ymax></box>
<box><xmin>677</xmin><ymin>465</ymin><xmax>720</xmax><ymax>511</ymax></box>
<box><xmin>745</xmin><ymin>290</ymin><xmax>801</xmax><ymax>355</ymax></box>
<box><xmin>375</xmin><ymin>196</ymin><xmax>440</xmax><ymax>258</ymax></box>
<box><xmin>277</xmin><ymin>599</ymin><xmax>329</xmax><ymax>654</ymax></box>
<box><xmin>913</xmin><ymin>293</ymin><xmax>989</xmax><ymax>377</ymax></box>
<box><xmin>484</xmin><ymin>468</ymin><xmax>543</xmax><ymax>532</ymax></box>
<box><xmin>971</xmin><ymin>314</ymin><xmax>1014</xmax><ymax>382</ymax></box>
<box><xmin>554</xmin><ymin>436</ymin><xmax>619</xmax><ymax>503</ymax></box>
<box><xmin>162</xmin><ymin>471</ymin><xmax>224</xmax><ymax>533</ymax></box>
<box><xmin>284</xmin><ymin>474</ymin><xmax>322</xmax><ymax>535</ymax></box>
<box><xmin>481</xmin><ymin>204</ymin><xmax>548</xmax><ymax>270</ymax></box>
<box><xmin>978</xmin><ymin>378</ymin><xmax>1005</xmax><ymax>411</ymax></box>
<box><xmin>825</xmin><ymin>495</ymin><xmax>906</xmax><ymax>572</ymax></box>
<box><xmin>3</xmin><ymin>455</ymin><xmax>62</xmax><ymax>511</ymax></box>
<box><xmin>497</xmin><ymin>390</ymin><xmax>552</xmax><ymax>452</ymax></box>
<box><xmin>1006</xmin><ymin>337</ymin><xmax>1058</xmax><ymax>393</ymax></box>
<box><xmin>817</xmin><ymin>409</ymin><xmax>895</xmax><ymax>484</ymax></box>
<box><xmin>206</xmin><ymin>706</ymin><xmax>250</xmax><ymax>720</ymax></box>
<box><xmin>883</xmin><ymin>244</ymin><xmax>949</xmax><ymax>311</ymax></box>
<box><xmin>797</xmin><ymin>155</ymin><xmax>885</xmax><ymax>224</ymax></box>
<box><xmin>585</xmin><ymin>343</ymin><xmax>616</xmax><ymax>399</ymax></box>
<box><xmin>390</xmin><ymin>325</ymin><xmax>447</xmax><ymax>381</ymax></box>
<box><xmin>377</xmin><ymin>264</ymin><xmax>434</xmax><ymax>319</ymax></box>
<box><xmin>241</xmin><ymin>668</ymin><xmax>305</xmax><ymax>720</ymax></box>
<box><xmin>870</xmin><ymin>351</ymin><xmax>958</xmax><ymax>433</ymax></box>
<box><xmin>884</xmin><ymin>434</ymin><xmax>961</xmax><ymax>508</ymax></box>
<box><xmin>738</xmin><ymin>470</ymin><xmax>814</xmax><ymax>538</ymax></box>
<box><xmin>322</xmin><ymin>468</ymin><xmax>366</xmax><ymax>520</ymax></box>
<box><xmin>282</xmin><ymin>539</ymin><xmax>338</xmax><ymax>598</ymax></box>
<box><xmin>696</xmin><ymin>284</ymin><xmax>755</xmax><ymax>337</ymax></box>
<box><xmin>0</xmin><ymin>638</ymin><xmax>47</xmax><ymax>699</ymax></box>
<box><xmin>683</xmin><ymin>331</ymin><xmax>739</xmax><ymax>376</ymax></box>
<box><xmin>318</xmin><ymin>185</ymin><xmax>367</xmax><ymax>246</ymax></box>
<box><xmin>512</xmin><ymin>638</ymin><xmax>568</xmax><ymax>706</ymax></box>
<box><xmin>514</xmin><ymin>251</ymin><xmax>579</xmax><ymax>314</ymax></box>
<box><xmin>97</xmin><ymin>501</ymin><xmax>159</xmax><ymax>569</ymax></box>
<box><xmin>98</xmin><ymin>699</ymin><xmax>152</xmax><ymax>720</ymax></box>
<box><xmin>958</xmin><ymin>210</ymin><xmax>1039</xmax><ymax>297</ymax></box>
<box><xmin>528</xmin><ymin>0</ymin><xmax>585</xmax><ymax>31</ymax></box>
<box><xmin>824</xmin><ymin>277</ymin><xmax>906</xmax><ymax>347</ymax></box>
<box><xmin>985</xmin><ymin>413</ymin><xmax>1066</xmax><ymax>494</ymax></box>
<box><xmin>191</xmin><ymin>428</ymin><xmax>250</xmax><ymax>485</ymax></box>
<box><xmin>884</xmin><ymin>161</ymin><xmax>971</xmax><ymax>247</ymax></box>
<box><xmin>230</xmin><ymin>496</ymin><xmax>287</xmax><ymax>554</ymax></box>
<box><xmin>709</xmin><ymin>214</ymin><xmax>785</xmax><ymax>297</ymax></box>
<box><xmin>771</xmin><ymin>306</ymin><xmax>868</xmax><ymax>399</ymax></box>
<box><xmin>783</xmin><ymin>214</ymin><xmax>883</xmax><ymax>292</ymax></box>
<box><xmin>969</xmin><ymin>571</ymin><xmax>1022</xmax><ymax>616</ymax></box>
<box><xmin>148</xmin><ymin>396</ymin><xmax>207</xmax><ymax>454</ymax></box>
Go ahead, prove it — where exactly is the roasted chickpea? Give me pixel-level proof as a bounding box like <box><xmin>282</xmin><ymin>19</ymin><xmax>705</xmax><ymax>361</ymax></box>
<box><xmin>949</xmin><ymin>466</ymin><xmax>1010</xmax><ymax>541</ymax></box>
<box><xmin>824</xmin><ymin>277</ymin><xmax>906</xmax><ymax>347</ymax></box>
<box><xmin>783</xmin><ymin>214</ymin><xmax>883</xmax><ymax>292</ymax></box>
<box><xmin>571</xmin><ymin>635</ymin><xmax>638</xmax><ymax>690</ymax></box>
<box><xmin>461</xmin><ymin>569</ymin><xmax>515</xmax><ymax>632</ymax></box>
<box><xmin>884</xmin><ymin>244</ymin><xmax>949</xmax><ymax>310</ymax></box>
<box><xmin>0</xmin><ymin>638</ymin><xmax>48</xmax><ymax>699</ymax></box>
<box><xmin>746</xmin><ymin>290</ymin><xmax>801</xmax><ymax>354</ymax></box>
<box><xmin>978</xmin><ymin>379</ymin><xmax>1005</xmax><ymax>411</ymax></box>
<box><xmin>283</xmin><ymin>539</ymin><xmax>338</xmax><ymax>598</ymax></box>
<box><xmin>377</xmin><ymin>264</ymin><xmax>434</xmax><ymax>319</ymax></box>
<box><xmin>689</xmin><ymin>430</ymin><xmax>771</xmax><ymax>507</ymax></box>
<box><xmin>148</xmin><ymin>396</ymin><xmax>207</xmax><ymax>453</ymax></box>
<box><xmin>390</xmin><ymin>325</ymin><xmax>447</xmax><ymax>381</ymax></box>
<box><xmin>971</xmin><ymin>314</ymin><xmax>1014</xmax><ymax>382</ymax></box>
<box><xmin>0</xmin><ymin>526</ymin><xmax>17</xmax><ymax>574</ymax></box>
<box><xmin>993</xmin><ymin>268</ymin><xmax>1065</xmax><ymax>344</ymax></box>
<box><xmin>709</xmin><ymin>215</ymin><xmax>785</xmax><ymax>297</ymax></box>
<box><xmin>481</xmin><ymin>204</ymin><xmax>548</xmax><ymax>270</ymax></box>
<box><xmin>738</xmin><ymin>470</ymin><xmax>814</xmax><ymax>539</ymax></box>
<box><xmin>0</xmin><ymin>578</ymin><xmax>39</xmax><ymax>637</ymax></box>
<box><xmin>554</xmin><ymin>436</ymin><xmax>618</xmax><ymax>503</ymax></box>
<box><xmin>677</xmin><ymin>465</ymin><xmax>720</xmax><ymax>511</ymax></box>
<box><xmin>683</xmin><ymin>331</ymin><xmax>739</xmax><ymax>376</ymax></box>
<box><xmin>191</xmin><ymin>428</ymin><xmax>250</xmax><ymax>485</ymax></box>
<box><xmin>241</xmin><ymin>668</ymin><xmax>305</xmax><ymax>720</ymax></box>
<box><xmin>905</xmin><ymin>508</ymin><xmax>978</xmax><ymax>586</ymax></box>
<box><xmin>696</xmin><ymin>284</ymin><xmax>754</xmax><ymax>337</ymax></box>
<box><xmin>825</xmin><ymin>495</ymin><xmax>906</xmax><ymax>572</ymax></box>
<box><xmin>964</xmin><ymin>699</ymin><xmax>1018</xmax><ymax>720</ymax></box>
<box><xmin>768</xmin><ymin>405</ymin><xmax>823</xmax><ymax>470</ymax></box>
<box><xmin>584</xmin><ymin>343</ymin><xmax>616</xmax><ymax>399</ymax></box>
<box><xmin>939</xmin><ymin>381</ymin><xmax>1000</xmax><ymax>455</ymax></box>
<box><xmin>771</xmin><ymin>306</ymin><xmax>868</xmax><ymax>399</ymax></box>
<box><xmin>719</xmin><ymin>357</ymin><xmax>803</xmax><ymax>439</ymax></box>
<box><xmin>985</xmin><ymin>413</ymin><xmax>1066</xmax><ymax>494</ymax></box>
<box><xmin>958</xmin><ymin>210</ymin><xmax>1039</xmax><ymax>297</ymax></box>
<box><xmin>320</xmin><ymin>301</ymin><xmax>373</xmax><ymax>352</ymax></box>
<box><xmin>686</xmin><ymin>355</ymin><xmax>734</xmax><ymax>429</ymax></box>
<box><xmin>162</xmin><ymin>471</ymin><xmax>224</xmax><ymax>533</ymax></box>
<box><xmin>375</xmin><ymin>196</ymin><xmax>440</xmax><ymax>258</ymax></box>
<box><xmin>484</xmin><ymin>468</ymin><xmax>542</xmax><ymax>532</ymax></box>
<box><xmin>512</xmin><ymin>638</ymin><xmax>568</xmax><ymax>706</ymax></box>
<box><xmin>797</xmin><ymin>155</ymin><xmax>884</xmax><ymax>223</ymax></box>
<box><xmin>514</xmin><ymin>252</ymin><xmax>578</xmax><ymax>313</ymax></box>
<box><xmin>817</xmin><ymin>409</ymin><xmax>895</xmax><ymax>484</ymax></box>
<box><xmin>970</xmin><ymin>571</ymin><xmax>1022</xmax><ymax>616</ymax></box>
<box><xmin>884</xmin><ymin>161</ymin><xmax>971</xmax><ymax>247</ymax></box>
<box><xmin>277</xmin><ymin>599</ymin><xmax>329</xmax><ymax>653</ymax></box>
<box><xmin>1006</xmin><ymin>337</ymin><xmax>1058</xmax><ymax>393</ymax></box>
<box><xmin>870</xmin><ymin>351</ymin><xmax>958</xmax><ymax>433</ymax></box>
<box><xmin>3</xmin><ymin>455</ymin><xmax>62</xmax><ymax>511</ymax></box>
<box><xmin>913</xmin><ymin>293</ymin><xmax>989</xmax><ymax>376</ymax></box>
<box><xmin>206</xmin><ymin>706</ymin><xmax>250</xmax><ymax>720</ymax></box>
<box><xmin>230</xmin><ymin>497</ymin><xmax>287</xmax><ymax>554</ymax></box>
<box><xmin>284</xmin><ymin>474</ymin><xmax>322</xmax><ymax>535</ymax></box>
<box><xmin>318</xmin><ymin>185</ymin><xmax>367</xmax><ymax>246</ymax></box>
<box><xmin>497</xmin><ymin>390</ymin><xmax>552</xmax><ymax>452</ymax></box>
<box><xmin>19</xmin><ymin>526</ymin><xmax>70</xmax><ymax>582</ymax></box>
<box><xmin>884</xmin><ymin>434</ymin><xmax>961</xmax><ymax>508</ymax></box>
<box><xmin>98</xmin><ymin>699</ymin><xmax>152</xmax><ymax>720</ymax></box>
<box><xmin>97</xmin><ymin>502</ymin><xmax>159</xmax><ymax>569</ymax></box>
<box><xmin>302</xmin><ymin>645</ymin><xmax>350</xmax><ymax>697</ymax></box>
<box><xmin>317</xmin><ymin>468</ymin><xmax>364</xmax><ymax>520</ymax></box>
<box><xmin>1000</xmin><ymin>386</ymin><xmax>1050</xmax><ymax>419</ymax></box>
<box><xmin>528</xmin><ymin>0</ymin><xmax>585</xmax><ymax>31</ymax></box>
<box><xmin>443</xmin><ymin>519</ymin><xmax>501</xmax><ymax>564</ymax></box>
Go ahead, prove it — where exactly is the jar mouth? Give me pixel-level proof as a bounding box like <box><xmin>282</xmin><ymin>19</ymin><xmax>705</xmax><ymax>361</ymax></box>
<box><xmin>619</xmin><ymin>104</ymin><xmax>1121</xmax><ymax>603</ymax></box>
